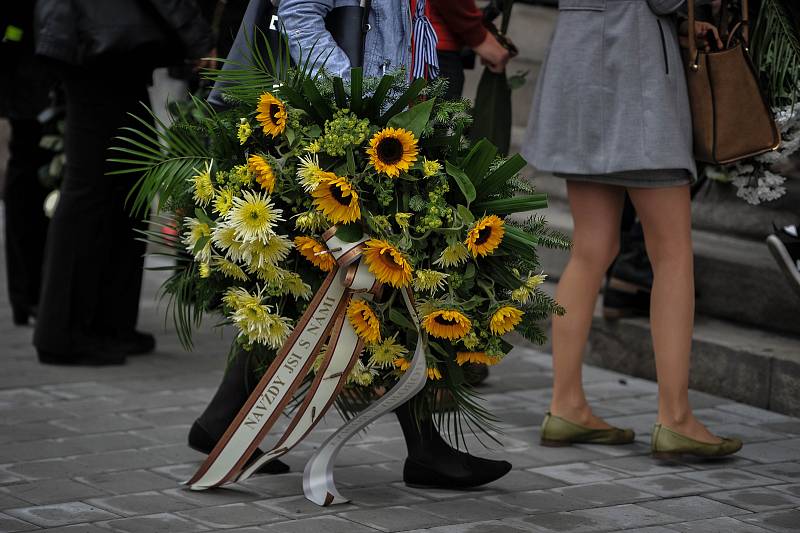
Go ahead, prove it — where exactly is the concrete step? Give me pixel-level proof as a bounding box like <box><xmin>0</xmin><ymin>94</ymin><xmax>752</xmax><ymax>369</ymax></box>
<box><xmin>522</xmin><ymin>188</ymin><xmax>800</xmax><ymax>337</ymax></box>
<box><xmin>586</xmin><ymin>313</ymin><xmax>800</xmax><ymax>417</ymax></box>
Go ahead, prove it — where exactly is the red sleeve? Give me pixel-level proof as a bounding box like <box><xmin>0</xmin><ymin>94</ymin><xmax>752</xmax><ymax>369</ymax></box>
<box><xmin>430</xmin><ymin>0</ymin><xmax>488</xmax><ymax>49</ymax></box>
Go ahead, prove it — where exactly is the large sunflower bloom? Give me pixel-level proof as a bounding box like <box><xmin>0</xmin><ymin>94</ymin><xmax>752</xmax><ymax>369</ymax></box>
<box><xmin>256</xmin><ymin>92</ymin><xmax>287</xmax><ymax>137</ymax></box>
<box><xmin>312</xmin><ymin>173</ymin><xmax>361</xmax><ymax>224</ymax></box>
<box><xmin>367</xmin><ymin>127</ymin><xmax>418</xmax><ymax>178</ymax></box>
<box><xmin>465</xmin><ymin>215</ymin><xmax>505</xmax><ymax>257</ymax></box>
<box><xmin>490</xmin><ymin>306</ymin><xmax>524</xmax><ymax>335</ymax></box>
<box><xmin>294</xmin><ymin>236</ymin><xmax>336</xmax><ymax>272</ymax></box>
<box><xmin>422</xmin><ymin>309</ymin><xmax>471</xmax><ymax>340</ymax></box>
<box><xmin>362</xmin><ymin>239</ymin><xmax>413</xmax><ymax>288</ymax></box>
<box><xmin>247</xmin><ymin>154</ymin><xmax>275</xmax><ymax>193</ymax></box>
<box><xmin>347</xmin><ymin>299</ymin><xmax>381</xmax><ymax>344</ymax></box>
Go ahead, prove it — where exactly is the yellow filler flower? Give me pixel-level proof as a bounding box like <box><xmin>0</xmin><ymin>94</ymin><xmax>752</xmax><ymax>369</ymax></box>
<box><xmin>422</xmin><ymin>309</ymin><xmax>471</xmax><ymax>340</ymax></box>
<box><xmin>247</xmin><ymin>154</ymin><xmax>275</xmax><ymax>193</ymax></box>
<box><xmin>256</xmin><ymin>92</ymin><xmax>287</xmax><ymax>137</ymax></box>
<box><xmin>362</xmin><ymin>239</ymin><xmax>413</xmax><ymax>288</ymax></box>
<box><xmin>347</xmin><ymin>299</ymin><xmax>382</xmax><ymax>344</ymax></box>
<box><xmin>312</xmin><ymin>173</ymin><xmax>361</xmax><ymax>224</ymax></box>
<box><xmin>367</xmin><ymin>127</ymin><xmax>418</xmax><ymax>178</ymax></box>
<box><xmin>294</xmin><ymin>236</ymin><xmax>336</xmax><ymax>272</ymax></box>
<box><xmin>465</xmin><ymin>215</ymin><xmax>505</xmax><ymax>257</ymax></box>
<box><xmin>490</xmin><ymin>306</ymin><xmax>524</xmax><ymax>335</ymax></box>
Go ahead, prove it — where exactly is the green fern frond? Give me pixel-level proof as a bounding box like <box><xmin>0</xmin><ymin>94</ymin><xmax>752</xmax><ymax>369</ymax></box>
<box><xmin>752</xmin><ymin>0</ymin><xmax>800</xmax><ymax>107</ymax></box>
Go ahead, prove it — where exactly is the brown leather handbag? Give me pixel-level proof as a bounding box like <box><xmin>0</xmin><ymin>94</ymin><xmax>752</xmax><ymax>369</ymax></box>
<box><xmin>683</xmin><ymin>0</ymin><xmax>780</xmax><ymax>165</ymax></box>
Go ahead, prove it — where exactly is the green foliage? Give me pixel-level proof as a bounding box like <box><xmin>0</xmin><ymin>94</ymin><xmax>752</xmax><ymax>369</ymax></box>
<box><xmin>752</xmin><ymin>0</ymin><xmax>800</xmax><ymax>107</ymax></box>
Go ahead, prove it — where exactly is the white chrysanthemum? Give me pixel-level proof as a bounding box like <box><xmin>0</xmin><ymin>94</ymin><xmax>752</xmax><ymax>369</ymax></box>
<box><xmin>412</xmin><ymin>269</ymin><xmax>448</xmax><ymax>294</ymax></box>
<box><xmin>223</xmin><ymin>287</ymin><xmax>292</xmax><ymax>348</ymax></box>
<box><xmin>282</xmin><ymin>272</ymin><xmax>313</xmax><ymax>300</ymax></box>
<box><xmin>211</xmin><ymin>224</ymin><xmax>246</xmax><ymax>262</ymax></box>
<box><xmin>191</xmin><ymin>161</ymin><xmax>215</xmax><ymax>207</ymax></box>
<box><xmin>240</xmin><ymin>235</ymin><xmax>293</xmax><ymax>270</ymax></box>
<box><xmin>212</xmin><ymin>256</ymin><xmax>248</xmax><ymax>281</ymax></box>
<box><xmin>225</xmin><ymin>190</ymin><xmax>283</xmax><ymax>243</ymax></box>
<box><xmin>296</xmin><ymin>153</ymin><xmax>325</xmax><ymax>192</ymax></box>
<box><xmin>347</xmin><ymin>359</ymin><xmax>377</xmax><ymax>386</ymax></box>
<box><xmin>434</xmin><ymin>242</ymin><xmax>469</xmax><ymax>268</ymax></box>
<box><xmin>294</xmin><ymin>210</ymin><xmax>329</xmax><ymax>232</ymax></box>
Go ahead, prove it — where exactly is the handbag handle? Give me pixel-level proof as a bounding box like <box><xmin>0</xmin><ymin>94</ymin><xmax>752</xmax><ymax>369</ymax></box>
<box><xmin>687</xmin><ymin>0</ymin><xmax>749</xmax><ymax>71</ymax></box>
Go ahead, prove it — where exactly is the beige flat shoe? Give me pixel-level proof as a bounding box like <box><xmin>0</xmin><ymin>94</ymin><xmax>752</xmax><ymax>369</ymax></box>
<box><xmin>540</xmin><ymin>412</ymin><xmax>636</xmax><ymax>447</ymax></box>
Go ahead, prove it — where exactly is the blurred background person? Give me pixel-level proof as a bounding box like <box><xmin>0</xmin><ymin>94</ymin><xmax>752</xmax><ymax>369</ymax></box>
<box><xmin>33</xmin><ymin>0</ymin><xmax>214</xmax><ymax>365</ymax></box>
<box><xmin>0</xmin><ymin>4</ymin><xmax>54</xmax><ymax>327</ymax></box>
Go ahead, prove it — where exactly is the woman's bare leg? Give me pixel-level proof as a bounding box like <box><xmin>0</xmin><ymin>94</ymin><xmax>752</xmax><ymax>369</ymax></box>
<box><xmin>549</xmin><ymin>181</ymin><xmax>625</xmax><ymax>428</ymax></box>
<box><xmin>627</xmin><ymin>185</ymin><xmax>719</xmax><ymax>443</ymax></box>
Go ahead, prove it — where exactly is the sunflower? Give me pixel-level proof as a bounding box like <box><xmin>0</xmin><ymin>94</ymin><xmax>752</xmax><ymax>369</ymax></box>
<box><xmin>294</xmin><ymin>236</ymin><xmax>336</xmax><ymax>272</ymax></box>
<box><xmin>490</xmin><ymin>306</ymin><xmax>524</xmax><ymax>335</ymax></box>
<box><xmin>427</xmin><ymin>366</ymin><xmax>443</xmax><ymax>380</ymax></box>
<box><xmin>256</xmin><ymin>92</ymin><xmax>287</xmax><ymax>137</ymax></box>
<box><xmin>422</xmin><ymin>309</ymin><xmax>471</xmax><ymax>340</ymax></box>
<box><xmin>312</xmin><ymin>173</ymin><xmax>361</xmax><ymax>224</ymax></box>
<box><xmin>394</xmin><ymin>357</ymin><xmax>411</xmax><ymax>372</ymax></box>
<box><xmin>362</xmin><ymin>239</ymin><xmax>413</xmax><ymax>288</ymax></box>
<box><xmin>367</xmin><ymin>127</ymin><xmax>418</xmax><ymax>178</ymax></box>
<box><xmin>247</xmin><ymin>154</ymin><xmax>275</xmax><ymax>193</ymax></box>
<box><xmin>456</xmin><ymin>352</ymin><xmax>501</xmax><ymax>366</ymax></box>
<box><xmin>465</xmin><ymin>215</ymin><xmax>505</xmax><ymax>257</ymax></box>
<box><xmin>226</xmin><ymin>190</ymin><xmax>282</xmax><ymax>243</ymax></box>
<box><xmin>347</xmin><ymin>299</ymin><xmax>381</xmax><ymax>344</ymax></box>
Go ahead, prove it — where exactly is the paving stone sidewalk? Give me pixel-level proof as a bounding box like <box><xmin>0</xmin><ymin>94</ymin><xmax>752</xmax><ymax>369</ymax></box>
<box><xmin>2</xmin><ymin>246</ymin><xmax>800</xmax><ymax>532</ymax></box>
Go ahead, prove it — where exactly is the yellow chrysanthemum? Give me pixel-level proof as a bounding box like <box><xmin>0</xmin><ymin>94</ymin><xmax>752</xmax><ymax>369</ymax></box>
<box><xmin>212</xmin><ymin>256</ymin><xmax>248</xmax><ymax>281</ymax></box>
<box><xmin>190</xmin><ymin>161</ymin><xmax>214</xmax><ymax>206</ymax></box>
<box><xmin>412</xmin><ymin>269</ymin><xmax>448</xmax><ymax>294</ymax></box>
<box><xmin>199</xmin><ymin>262</ymin><xmax>212</xmax><ymax>278</ymax></box>
<box><xmin>241</xmin><ymin>235</ymin><xmax>293</xmax><ymax>269</ymax></box>
<box><xmin>211</xmin><ymin>224</ymin><xmax>245</xmax><ymax>262</ymax></box>
<box><xmin>422</xmin><ymin>309</ymin><xmax>471</xmax><ymax>340</ymax></box>
<box><xmin>247</xmin><ymin>154</ymin><xmax>275</xmax><ymax>193</ymax></box>
<box><xmin>434</xmin><ymin>242</ymin><xmax>470</xmax><ymax>268</ymax></box>
<box><xmin>223</xmin><ymin>287</ymin><xmax>292</xmax><ymax>348</ymax></box>
<box><xmin>422</xmin><ymin>157</ymin><xmax>442</xmax><ymax>177</ymax></box>
<box><xmin>237</xmin><ymin>119</ymin><xmax>252</xmax><ymax>144</ymax></box>
<box><xmin>465</xmin><ymin>215</ymin><xmax>505</xmax><ymax>257</ymax></box>
<box><xmin>367</xmin><ymin>334</ymin><xmax>409</xmax><ymax>368</ymax></box>
<box><xmin>511</xmin><ymin>286</ymin><xmax>531</xmax><ymax>304</ymax></box>
<box><xmin>213</xmin><ymin>188</ymin><xmax>235</xmax><ymax>216</ymax></box>
<box><xmin>282</xmin><ymin>272</ymin><xmax>313</xmax><ymax>300</ymax></box>
<box><xmin>347</xmin><ymin>360</ymin><xmax>376</xmax><ymax>386</ymax></box>
<box><xmin>490</xmin><ymin>306</ymin><xmax>524</xmax><ymax>335</ymax></box>
<box><xmin>456</xmin><ymin>352</ymin><xmax>502</xmax><ymax>366</ymax></box>
<box><xmin>347</xmin><ymin>299</ymin><xmax>381</xmax><ymax>344</ymax></box>
<box><xmin>312</xmin><ymin>173</ymin><xmax>361</xmax><ymax>224</ymax></box>
<box><xmin>296</xmin><ymin>153</ymin><xmax>325</xmax><ymax>192</ymax></box>
<box><xmin>294</xmin><ymin>236</ymin><xmax>336</xmax><ymax>272</ymax></box>
<box><xmin>294</xmin><ymin>210</ymin><xmax>329</xmax><ymax>232</ymax></box>
<box><xmin>182</xmin><ymin>217</ymin><xmax>212</xmax><ymax>262</ymax></box>
<box><xmin>362</xmin><ymin>239</ymin><xmax>413</xmax><ymax>288</ymax></box>
<box><xmin>394</xmin><ymin>212</ymin><xmax>412</xmax><ymax>230</ymax></box>
<box><xmin>256</xmin><ymin>92</ymin><xmax>287</xmax><ymax>137</ymax></box>
<box><xmin>367</xmin><ymin>127</ymin><xmax>418</xmax><ymax>178</ymax></box>
<box><xmin>226</xmin><ymin>190</ymin><xmax>282</xmax><ymax>243</ymax></box>
<box><xmin>526</xmin><ymin>272</ymin><xmax>548</xmax><ymax>288</ymax></box>
<box><xmin>427</xmin><ymin>366</ymin><xmax>443</xmax><ymax>380</ymax></box>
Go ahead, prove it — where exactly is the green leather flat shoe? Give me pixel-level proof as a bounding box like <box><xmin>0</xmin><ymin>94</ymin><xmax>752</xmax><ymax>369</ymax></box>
<box><xmin>540</xmin><ymin>412</ymin><xmax>636</xmax><ymax>447</ymax></box>
<box><xmin>651</xmin><ymin>424</ymin><xmax>743</xmax><ymax>459</ymax></box>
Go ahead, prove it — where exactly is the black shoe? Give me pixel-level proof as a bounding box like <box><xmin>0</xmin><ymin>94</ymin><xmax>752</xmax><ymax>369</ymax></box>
<box><xmin>37</xmin><ymin>341</ymin><xmax>126</xmax><ymax>366</ymax></box>
<box><xmin>116</xmin><ymin>330</ymin><xmax>156</xmax><ymax>355</ymax></box>
<box><xmin>395</xmin><ymin>402</ymin><xmax>512</xmax><ymax>490</ymax></box>
<box><xmin>188</xmin><ymin>420</ymin><xmax>290</xmax><ymax>475</ymax></box>
<box><xmin>12</xmin><ymin>306</ymin><xmax>30</xmax><ymax>326</ymax></box>
<box><xmin>767</xmin><ymin>223</ymin><xmax>800</xmax><ymax>299</ymax></box>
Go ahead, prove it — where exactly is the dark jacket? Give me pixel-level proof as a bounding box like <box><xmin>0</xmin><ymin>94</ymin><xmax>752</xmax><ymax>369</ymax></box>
<box><xmin>35</xmin><ymin>0</ymin><xmax>213</xmax><ymax>66</ymax></box>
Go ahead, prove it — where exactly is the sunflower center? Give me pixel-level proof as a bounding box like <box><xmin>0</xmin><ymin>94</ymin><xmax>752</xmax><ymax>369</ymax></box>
<box><xmin>330</xmin><ymin>184</ymin><xmax>351</xmax><ymax>206</ymax></box>
<box><xmin>434</xmin><ymin>315</ymin><xmax>458</xmax><ymax>326</ymax></box>
<box><xmin>269</xmin><ymin>104</ymin><xmax>282</xmax><ymax>123</ymax></box>
<box><xmin>376</xmin><ymin>138</ymin><xmax>404</xmax><ymax>165</ymax></box>
<box><xmin>475</xmin><ymin>226</ymin><xmax>493</xmax><ymax>246</ymax></box>
<box><xmin>381</xmin><ymin>251</ymin><xmax>403</xmax><ymax>269</ymax></box>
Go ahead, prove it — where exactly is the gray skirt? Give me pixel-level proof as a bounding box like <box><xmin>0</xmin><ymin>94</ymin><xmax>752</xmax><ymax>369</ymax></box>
<box><xmin>554</xmin><ymin>168</ymin><xmax>692</xmax><ymax>188</ymax></box>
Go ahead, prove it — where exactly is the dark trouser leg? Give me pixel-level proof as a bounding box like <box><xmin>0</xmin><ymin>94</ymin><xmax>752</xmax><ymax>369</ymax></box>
<box><xmin>437</xmin><ymin>50</ymin><xmax>466</xmax><ymax>101</ymax></box>
<box><xmin>34</xmin><ymin>66</ymin><xmax>149</xmax><ymax>356</ymax></box>
<box><xmin>3</xmin><ymin>118</ymin><xmax>50</xmax><ymax>325</ymax></box>
<box><xmin>190</xmin><ymin>350</ymin><xmax>289</xmax><ymax>474</ymax></box>
<box><xmin>394</xmin><ymin>401</ymin><xmax>511</xmax><ymax>489</ymax></box>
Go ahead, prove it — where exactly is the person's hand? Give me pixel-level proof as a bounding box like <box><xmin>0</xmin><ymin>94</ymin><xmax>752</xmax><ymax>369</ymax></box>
<box><xmin>194</xmin><ymin>48</ymin><xmax>218</xmax><ymax>71</ymax></box>
<box><xmin>473</xmin><ymin>34</ymin><xmax>510</xmax><ymax>74</ymax></box>
<box><xmin>679</xmin><ymin>21</ymin><xmax>723</xmax><ymax>51</ymax></box>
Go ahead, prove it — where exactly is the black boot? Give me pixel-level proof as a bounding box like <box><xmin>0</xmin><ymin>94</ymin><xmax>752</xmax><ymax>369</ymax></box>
<box><xmin>395</xmin><ymin>402</ymin><xmax>511</xmax><ymax>489</ymax></box>
<box><xmin>190</xmin><ymin>350</ymin><xmax>289</xmax><ymax>475</ymax></box>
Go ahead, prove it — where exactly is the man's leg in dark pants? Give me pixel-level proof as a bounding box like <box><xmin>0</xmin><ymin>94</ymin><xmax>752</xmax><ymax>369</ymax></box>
<box><xmin>34</xmin><ymin>65</ymin><xmax>151</xmax><ymax>363</ymax></box>
<box><xmin>437</xmin><ymin>50</ymin><xmax>466</xmax><ymax>101</ymax></box>
<box><xmin>3</xmin><ymin>118</ymin><xmax>50</xmax><ymax>325</ymax></box>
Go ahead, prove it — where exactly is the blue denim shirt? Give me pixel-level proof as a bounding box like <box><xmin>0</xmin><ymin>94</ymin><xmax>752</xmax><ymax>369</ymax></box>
<box><xmin>278</xmin><ymin>0</ymin><xmax>412</xmax><ymax>79</ymax></box>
